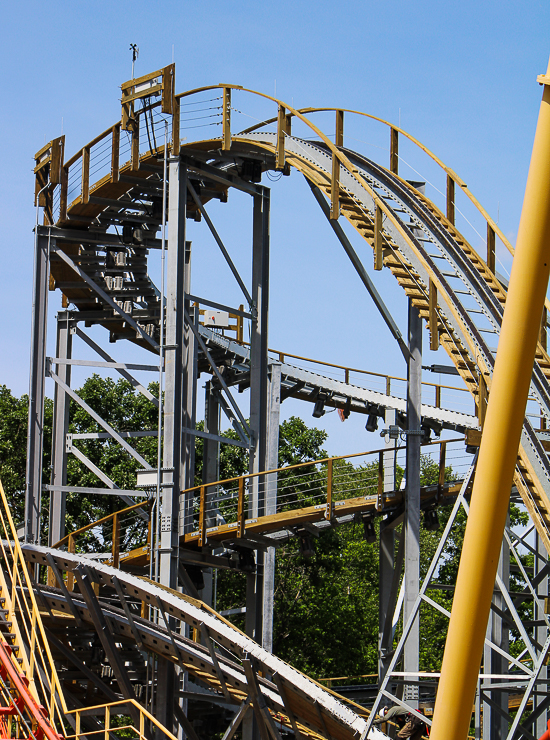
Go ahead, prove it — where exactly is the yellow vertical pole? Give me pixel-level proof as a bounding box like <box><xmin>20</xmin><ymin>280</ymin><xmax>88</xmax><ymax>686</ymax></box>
<box><xmin>430</xmin><ymin>58</ymin><xmax>550</xmax><ymax>740</ymax></box>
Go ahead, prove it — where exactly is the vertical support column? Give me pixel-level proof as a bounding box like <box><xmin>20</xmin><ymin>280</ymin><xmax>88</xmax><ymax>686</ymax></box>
<box><xmin>246</xmin><ymin>186</ymin><xmax>270</xmax><ymax>641</ymax></box>
<box><xmin>182</xmin><ymin>245</ymin><xmax>197</xmax><ymax>521</ymax></box>
<box><xmin>203</xmin><ymin>380</ymin><xmax>220</xmax><ymax>524</ymax></box>
<box><xmin>244</xmin><ymin>188</ymin><xmax>270</xmax><ymax>740</ymax></box>
<box><xmin>403</xmin><ymin>300</ymin><xmax>422</xmax><ymax>707</ymax></box>
<box><xmin>200</xmin><ymin>380</ymin><xmax>220</xmax><ymax>609</ymax></box>
<box><xmin>483</xmin><ymin>528</ymin><xmax>509</xmax><ymax>740</ymax></box>
<box><xmin>157</xmin><ymin>157</ymin><xmax>186</xmax><ymax>737</ymax></box>
<box><xmin>262</xmin><ymin>362</ymin><xmax>281</xmax><ymax>653</ymax></box>
<box><xmin>249</xmin><ymin>186</ymin><xmax>270</xmax><ymax>492</ymax></box>
<box><xmin>49</xmin><ymin>312</ymin><xmax>73</xmax><ymax>546</ymax></box>
<box><xmin>26</xmin><ymin>232</ymin><xmax>50</xmax><ymax>544</ymax></box>
<box><xmin>379</xmin><ymin>408</ymin><xmax>397</xmax><ymax>685</ymax></box>
<box><xmin>534</xmin><ymin>533</ymin><xmax>548</xmax><ymax>739</ymax></box>
<box><xmin>160</xmin><ymin>157</ymin><xmax>186</xmax><ymax>588</ymax></box>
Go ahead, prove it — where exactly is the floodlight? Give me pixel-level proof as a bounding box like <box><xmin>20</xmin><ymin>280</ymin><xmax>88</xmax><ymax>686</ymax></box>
<box><xmin>366</xmin><ymin>413</ymin><xmax>379</xmax><ymax>433</ymax></box>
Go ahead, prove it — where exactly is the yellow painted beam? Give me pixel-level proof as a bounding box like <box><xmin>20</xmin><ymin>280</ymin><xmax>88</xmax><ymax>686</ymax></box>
<box><xmin>430</xmin><ymin>57</ymin><xmax>550</xmax><ymax>740</ymax></box>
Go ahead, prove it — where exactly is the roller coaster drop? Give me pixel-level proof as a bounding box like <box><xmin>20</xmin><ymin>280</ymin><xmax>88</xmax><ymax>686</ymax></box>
<box><xmin>16</xmin><ymin>64</ymin><xmax>550</xmax><ymax>740</ymax></box>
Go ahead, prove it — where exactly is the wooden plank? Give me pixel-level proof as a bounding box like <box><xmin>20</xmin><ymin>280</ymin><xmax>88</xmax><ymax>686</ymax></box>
<box><xmin>390</xmin><ymin>128</ymin><xmax>398</xmax><ymax>174</ymax></box>
<box><xmin>161</xmin><ymin>63</ymin><xmax>175</xmax><ymax>114</ymax></box>
<box><xmin>446</xmin><ymin>174</ymin><xmax>455</xmax><ymax>225</ymax></box>
<box><xmin>429</xmin><ymin>278</ymin><xmax>439</xmax><ymax>350</ymax></box>
<box><xmin>487</xmin><ymin>223</ymin><xmax>496</xmax><ymax>273</ymax></box>
<box><xmin>330</xmin><ymin>110</ymin><xmax>344</xmax><ymax>220</ymax></box>
<box><xmin>50</xmin><ymin>136</ymin><xmax>65</xmax><ymax>185</ymax></box>
<box><xmin>223</xmin><ymin>88</ymin><xmax>232</xmax><ymax>151</ymax></box>
<box><xmin>374</xmin><ymin>204</ymin><xmax>383</xmax><ymax>270</ymax></box>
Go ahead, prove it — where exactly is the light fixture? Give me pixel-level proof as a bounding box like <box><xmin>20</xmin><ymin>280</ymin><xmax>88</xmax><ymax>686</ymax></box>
<box><xmin>312</xmin><ymin>395</ymin><xmax>326</xmax><ymax>418</ymax></box>
<box><xmin>424</xmin><ymin>509</ymin><xmax>439</xmax><ymax>531</ymax></box>
<box><xmin>299</xmin><ymin>535</ymin><xmax>315</xmax><ymax>559</ymax></box>
<box><xmin>366</xmin><ymin>413</ymin><xmax>379</xmax><ymax>433</ymax></box>
<box><xmin>363</xmin><ymin>517</ymin><xmax>376</xmax><ymax>543</ymax></box>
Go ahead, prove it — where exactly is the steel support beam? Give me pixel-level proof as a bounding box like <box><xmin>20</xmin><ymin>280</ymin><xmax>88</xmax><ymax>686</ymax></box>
<box><xmin>262</xmin><ymin>363</ymin><xmax>281</xmax><ymax>652</ymax></box>
<box><xmin>379</xmin><ymin>407</ymin><xmax>397</xmax><ymax>685</ymax></box>
<box><xmin>535</xmin><ymin>532</ymin><xmax>548</xmax><ymax>738</ymax></box>
<box><xmin>245</xmin><ymin>187</ymin><xmax>270</xmax><ymax>740</ymax></box>
<box><xmin>74</xmin><ymin>567</ymin><xmax>142</xmax><ymax>728</ymax></box>
<box><xmin>483</xmin><ymin>523</ymin><xmax>510</xmax><ymax>740</ymax></box>
<box><xmin>158</xmin><ymin>156</ymin><xmax>187</xmax><ymax>735</ymax></box>
<box><xmin>403</xmin><ymin>300</ymin><xmax>422</xmax><ymax>707</ymax></box>
<box><xmin>26</xmin><ymin>231</ymin><xmax>50</xmax><ymax>543</ymax></box>
<box><xmin>49</xmin><ymin>312</ymin><xmax>72</xmax><ymax>545</ymax></box>
<box><xmin>307</xmin><ymin>180</ymin><xmax>409</xmax><ymax>361</ymax></box>
<box><xmin>181</xmin><ymin>246</ymin><xmax>197</xmax><ymax>535</ymax></box>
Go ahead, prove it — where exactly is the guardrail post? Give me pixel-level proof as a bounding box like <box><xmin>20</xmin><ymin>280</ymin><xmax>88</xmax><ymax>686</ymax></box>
<box><xmin>330</xmin><ymin>110</ymin><xmax>344</xmax><ymax>220</ymax></box>
<box><xmin>76</xmin><ymin>710</ymin><xmax>81</xmax><ymax>740</ymax></box>
<box><xmin>386</xmin><ymin>376</ymin><xmax>391</xmax><ymax>396</ymax></box>
<box><xmin>81</xmin><ymin>147</ymin><xmax>90</xmax><ymax>204</ymax></box>
<box><xmin>438</xmin><ymin>441</ymin><xmax>447</xmax><ymax>498</ymax></box>
<box><xmin>237</xmin><ymin>304</ymin><xmax>244</xmax><ymax>342</ymax></box>
<box><xmin>374</xmin><ymin>203</ymin><xmax>384</xmax><ymax>270</ymax></box>
<box><xmin>435</xmin><ymin>384</ymin><xmax>441</xmax><ymax>408</ymax></box>
<box><xmin>390</xmin><ymin>128</ymin><xmax>399</xmax><ymax>174</ymax></box>
<box><xmin>429</xmin><ymin>278</ymin><xmax>439</xmax><ymax>350</ymax></box>
<box><xmin>172</xmin><ymin>96</ymin><xmax>180</xmax><ymax>156</ymax></box>
<box><xmin>198</xmin><ymin>486</ymin><xmax>206</xmax><ymax>547</ymax></box>
<box><xmin>104</xmin><ymin>705</ymin><xmax>110</xmax><ymax>740</ymax></box>
<box><xmin>276</xmin><ymin>104</ymin><xmax>286</xmax><ymax>171</ymax></box>
<box><xmin>111</xmin><ymin>124</ymin><xmax>120</xmax><ymax>183</ymax></box>
<box><xmin>377</xmin><ymin>451</ymin><xmax>384</xmax><ymax>510</ymax></box>
<box><xmin>67</xmin><ymin>535</ymin><xmax>75</xmax><ymax>591</ymax></box>
<box><xmin>325</xmin><ymin>459</ymin><xmax>333</xmax><ymax>520</ymax></box>
<box><xmin>237</xmin><ymin>477</ymin><xmax>245</xmax><ymax>537</ymax></box>
<box><xmin>446</xmin><ymin>175</ymin><xmax>455</xmax><ymax>225</ymax></box>
<box><xmin>222</xmin><ymin>88</ymin><xmax>231</xmax><ymax>151</ymax></box>
<box><xmin>131</xmin><ymin>119</ymin><xmax>140</xmax><ymax>170</ymax></box>
<box><xmin>112</xmin><ymin>512</ymin><xmax>120</xmax><ymax>568</ymax></box>
<box><xmin>487</xmin><ymin>223</ymin><xmax>496</xmax><ymax>273</ymax></box>
<box><xmin>59</xmin><ymin>165</ymin><xmax>68</xmax><ymax>222</ymax></box>
<box><xmin>540</xmin><ymin>305</ymin><xmax>547</xmax><ymax>353</ymax></box>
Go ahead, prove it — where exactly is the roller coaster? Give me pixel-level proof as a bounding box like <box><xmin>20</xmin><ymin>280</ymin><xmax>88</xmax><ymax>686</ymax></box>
<box><xmin>11</xmin><ymin>64</ymin><xmax>550</xmax><ymax>740</ymax></box>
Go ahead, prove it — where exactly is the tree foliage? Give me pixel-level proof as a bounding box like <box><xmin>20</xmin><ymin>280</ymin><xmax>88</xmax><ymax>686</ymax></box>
<box><xmin>0</xmin><ymin>380</ymin><xmax>535</xmax><ymax>681</ymax></box>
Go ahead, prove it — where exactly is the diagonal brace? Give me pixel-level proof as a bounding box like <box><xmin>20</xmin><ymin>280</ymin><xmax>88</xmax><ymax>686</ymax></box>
<box><xmin>187</xmin><ymin>182</ymin><xmax>253</xmax><ymax>309</ymax></box>
<box><xmin>48</xmin><ymin>368</ymin><xmax>151</xmax><ymax>469</ymax></box>
<box><xmin>307</xmin><ymin>180</ymin><xmax>410</xmax><ymax>361</ymax></box>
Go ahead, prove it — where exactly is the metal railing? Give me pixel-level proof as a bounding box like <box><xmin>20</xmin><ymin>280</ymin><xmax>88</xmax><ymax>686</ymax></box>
<box><xmin>180</xmin><ymin>438</ymin><xmax>467</xmax><ymax>547</ymax></box>
<box><xmin>66</xmin><ymin>699</ymin><xmax>178</xmax><ymax>740</ymax></box>
<box><xmin>0</xmin><ymin>480</ymin><xmax>68</xmax><ymax>733</ymax></box>
<box><xmin>52</xmin><ymin>500</ymin><xmax>151</xmax><ymax>575</ymax></box>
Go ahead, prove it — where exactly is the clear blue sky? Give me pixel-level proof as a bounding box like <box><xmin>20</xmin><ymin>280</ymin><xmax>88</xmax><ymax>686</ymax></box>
<box><xmin>1</xmin><ymin>0</ymin><xmax>549</xmax><ymax>455</ymax></box>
